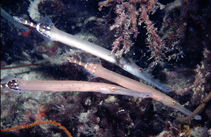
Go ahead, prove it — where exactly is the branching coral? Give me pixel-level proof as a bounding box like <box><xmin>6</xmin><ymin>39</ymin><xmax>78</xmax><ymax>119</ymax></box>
<box><xmin>1</xmin><ymin>120</ymin><xmax>72</xmax><ymax>137</ymax></box>
<box><xmin>184</xmin><ymin>49</ymin><xmax>211</xmax><ymax>105</ymax></box>
<box><xmin>99</xmin><ymin>0</ymin><xmax>166</xmax><ymax>63</ymax></box>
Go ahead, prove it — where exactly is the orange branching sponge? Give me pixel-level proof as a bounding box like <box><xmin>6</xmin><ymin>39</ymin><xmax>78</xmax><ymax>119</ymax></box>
<box><xmin>0</xmin><ymin>120</ymin><xmax>72</xmax><ymax>137</ymax></box>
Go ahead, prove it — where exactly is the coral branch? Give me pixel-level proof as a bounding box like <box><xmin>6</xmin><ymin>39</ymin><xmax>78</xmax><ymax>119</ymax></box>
<box><xmin>98</xmin><ymin>0</ymin><xmax>166</xmax><ymax>64</ymax></box>
<box><xmin>139</xmin><ymin>4</ymin><xmax>167</xmax><ymax>65</ymax></box>
<box><xmin>185</xmin><ymin>49</ymin><xmax>211</xmax><ymax>105</ymax></box>
<box><xmin>1</xmin><ymin>120</ymin><xmax>72</xmax><ymax>137</ymax></box>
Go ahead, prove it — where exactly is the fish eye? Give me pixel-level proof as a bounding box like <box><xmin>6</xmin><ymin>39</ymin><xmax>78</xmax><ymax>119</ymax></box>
<box><xmin>171</xmin><ymin>101</ymin><xmax>176</xmax><ymax>105</ymax></box>
<box><xmin>110</xmin><ymin>87</ymin><xmax>116</xmax><ymax>92</ymax></box>
<box><xmin>138</xmin><ymin>68</ymin><xmax>143</xmax><ymax>72</ymax></box>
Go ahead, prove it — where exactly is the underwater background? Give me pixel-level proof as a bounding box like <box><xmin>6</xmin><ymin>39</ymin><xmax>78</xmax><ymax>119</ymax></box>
<box><xmin>1</xmin><ymin>0</ymin><xmax>211</xmax><ymax>136</ymax></box>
